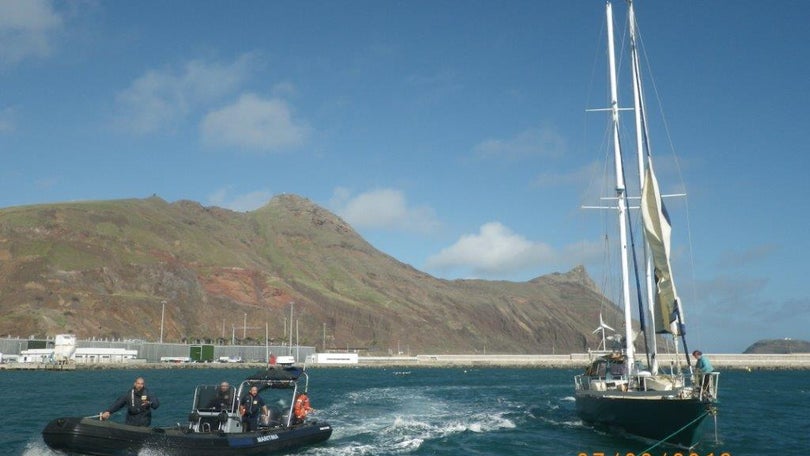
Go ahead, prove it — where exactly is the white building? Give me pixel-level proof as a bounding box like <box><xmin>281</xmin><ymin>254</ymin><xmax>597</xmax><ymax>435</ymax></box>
<box><xmin>305</xmin><ymin>353</ymin><xmax>359</xmax><ymax>365</ymax></box>
<box><xmin>73</xmin><ymin>347</ymin><xmax>139</xmax><ymax>364</ymax></box>
<box><xmin>20</xmin><ymin>348</ymin><xmax>55</xmax><ymax>363</ymax></box>
<box><xmin>0</xmin><ymin>353</ymin><xmax>18</xmax><ymax>363</ymax></box>
<box><xmin>54</xmin><ymin>334</ymin><xmax>77</xmax><ymax>361</ymax></box>
<box><xmin>18</xmin><ymin>345</ymin><xmax>139</xmax><ymax>364</ymax></box>
<box><xmin>18</xmin><ymin>334</ymin><xmax>78</xmax><ymax>363</ymax></box>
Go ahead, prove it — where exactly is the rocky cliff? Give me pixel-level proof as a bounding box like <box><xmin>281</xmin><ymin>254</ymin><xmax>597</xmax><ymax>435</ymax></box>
<box><xmin>0</xmin><ymin>195</ymin><xmax>620</xmax><ymax>354</ymax></box>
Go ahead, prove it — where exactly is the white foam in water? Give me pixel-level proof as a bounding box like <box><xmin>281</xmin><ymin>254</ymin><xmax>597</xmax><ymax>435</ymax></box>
<box><xmin>24</xmin><ymin>437</ymin><xmax>167</xmax><ymax>456</ymax></box>
<box><xmin>21</xmin><ymin>440</ymin><xmax>60</xmax><ymax>456</ymax></box>
<box><xmin>301</xmin><ymin>384</ymin><xmax>519</xmax><ymax>454</ymax></box>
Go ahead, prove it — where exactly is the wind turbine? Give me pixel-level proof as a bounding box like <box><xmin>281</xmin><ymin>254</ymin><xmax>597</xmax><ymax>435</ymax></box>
<box><xmin>592</xmin><ymin>313</ymin><xmax>615</xmax><ymax>351</ymax></box>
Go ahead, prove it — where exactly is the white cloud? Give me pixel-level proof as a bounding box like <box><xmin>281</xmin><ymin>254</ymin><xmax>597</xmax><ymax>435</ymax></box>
<box><xmin>201</xmin><ymin>93</ymin><xmax>308</xmax><ymax>151</ymax></box>
<box><xmin>115</xmin><ymin>55</ymin><xmax>255</xmax><ymax>134</ymax></box>
<box><xmin>330</xmin><ymin>187</ymin><xmax>441</xmax><ymax>234</ymax></box>
<box><xmin>474</xmin><ymin>125</ymin><xmax>566</xmax><ymax>160</ymax></box>
<box><xmin>207</xmin><ymin>187</ymin><xmax>272</xmax><ymax>212</ymax></box>
<box><xmin>425</xmin><ymin>222</ymin><xmax>555</xmax><ymax>277</ymax></box>
<box><xmin>0</xmin><ymin>0</ymin><xmax>63</xmax><ymax>65</ymax></box>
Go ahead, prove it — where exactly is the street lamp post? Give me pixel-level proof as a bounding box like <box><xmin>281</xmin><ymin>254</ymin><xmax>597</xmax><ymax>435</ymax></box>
<box><xmin>289</xmin><ymin>302</ymin><xmax>294</xmax><ymax>356</ymax></box>
<box><xmin>160</xmin><ymin>300</ymin><xmax>166</xmax><ymax>343</ymax></box>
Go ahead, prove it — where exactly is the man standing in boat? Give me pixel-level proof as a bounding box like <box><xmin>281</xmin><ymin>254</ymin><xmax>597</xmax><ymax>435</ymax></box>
<box><xmin>100</xmin><ymin>377</ymin><xmax>160</xmax><ymax>426</ymax></box>
<box><xmin>240</xmin><ymin>385</ymin><xmax>269</xmax><ymax>431</ymax></box>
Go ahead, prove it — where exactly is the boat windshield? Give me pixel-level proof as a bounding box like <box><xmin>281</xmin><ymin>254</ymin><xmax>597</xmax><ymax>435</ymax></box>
<box><xmin>585</xmin><ymin>356</ymin><xmax>629</xmax><ymax>379</ymax></box>
<box><xmin>193</xmin><ymin>385</ymin><xmax>236</xmax><ymax>412</ymax></box>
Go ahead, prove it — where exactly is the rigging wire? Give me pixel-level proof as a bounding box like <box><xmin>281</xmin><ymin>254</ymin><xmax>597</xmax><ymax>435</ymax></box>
<box><xmin>580</xmin><ymin>14</ymin><xmax>623</xmax><ymax>341</ymax></box>
<box><xmin>617</xmin><ymin>130</ymin><xmax>653</xmax><ymax>368</ymax></box>
<box><xmin>633</xmin><ymin>13</ymin><xmax>704</xmax><ymax>351</ymax></box>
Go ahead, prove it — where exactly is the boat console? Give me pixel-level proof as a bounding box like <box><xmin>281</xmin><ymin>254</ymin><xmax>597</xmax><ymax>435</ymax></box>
<box><xmin>188</xmin><ymin>384</ymin><xmax>243</xmax><ymax>433</ymax></box>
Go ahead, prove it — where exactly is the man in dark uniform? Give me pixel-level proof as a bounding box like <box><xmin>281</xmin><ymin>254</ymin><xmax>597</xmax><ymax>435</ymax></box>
<box><xmin>240</xmin><ymin>385</ymin><xmax>268</xmax><ymax>431</ymax></box>
<box><xmin>207</xmin><ymin>381</ymin><xmax>235</xmax><ymax>411</ymax></box>
<box><xmin>101</xmin><ymin>377</ymin><xmax>160</xmax><ymax>426</ymax></box>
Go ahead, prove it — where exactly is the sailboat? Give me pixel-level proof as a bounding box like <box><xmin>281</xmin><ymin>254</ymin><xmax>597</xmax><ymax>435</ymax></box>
<box><xmin>573</xmin><ymin>1</ymin><xmax>719</xmax><ymax>449</ymax></box>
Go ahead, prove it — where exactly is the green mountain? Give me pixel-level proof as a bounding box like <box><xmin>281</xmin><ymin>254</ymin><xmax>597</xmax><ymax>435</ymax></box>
<box><xmin>0</xmin><ymin>195</ymin><xmax>619</xmax><ymax>354</ymax></box>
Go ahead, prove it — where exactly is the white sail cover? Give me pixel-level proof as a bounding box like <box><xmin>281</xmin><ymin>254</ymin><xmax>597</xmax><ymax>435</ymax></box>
<box><xmin>641</xmin><ymin>161</ymin><xmax>681</xmax><ymax>335</ymax></box>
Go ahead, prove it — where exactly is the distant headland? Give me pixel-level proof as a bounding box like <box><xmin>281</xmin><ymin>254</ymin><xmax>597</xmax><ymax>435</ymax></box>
<box><xmin>744</xmin><ymin>338</ymin><xmax>810</xmax><ymax>354</ymax></box>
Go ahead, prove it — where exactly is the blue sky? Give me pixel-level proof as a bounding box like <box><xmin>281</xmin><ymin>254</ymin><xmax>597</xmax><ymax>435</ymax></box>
<box><xmin>1</xmin><ymin>0</ymin><xmax>808</xmax><ymax>353</ymax></box>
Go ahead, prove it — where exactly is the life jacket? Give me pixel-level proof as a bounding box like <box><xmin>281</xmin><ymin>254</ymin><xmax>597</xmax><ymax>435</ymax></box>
<box><xmin>128</xmin><ymin>388</ymin><xmax>149</xmax><ymax>414</ymax></box>
<box><xmin>241</xmin><ymin>394</ymin><xmax>261</xmax><ymax>416</ymax></box>
<box><xmin>293</xmin><ymin>393</ymin><xmax>311</xmax><ymax>420</ymax></box>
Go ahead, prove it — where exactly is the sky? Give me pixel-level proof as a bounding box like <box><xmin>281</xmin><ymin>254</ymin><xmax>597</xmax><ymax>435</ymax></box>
<box><xmin>1</xmin><ymin>0</ymin><xmax>809</xmax><ymax>354</ymax></box>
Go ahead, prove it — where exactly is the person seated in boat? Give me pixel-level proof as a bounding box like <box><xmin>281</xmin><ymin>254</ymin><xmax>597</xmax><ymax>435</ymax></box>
<box><xmin>240</xmin><ymin>385</ymin><xmax>269</xmax><ymax>431</ymax></box>
<box><xmin>206</xmin><ymin>381</ymin><xmax>235</xmax><ymax>411</ymax></box>
<box><xmin>100</xmin><ymin>376</ymin><xmax>160</xmax><ymax>427</ymax></box>
<box><xmin>692</xmin><ymin>350</ymin><xmax>714</xmax><ymax>396</ymax></box>
<box><xmin>292</xmin><ymin>391</ymin><xmax>314</xmax><ymax>424</ymax></box>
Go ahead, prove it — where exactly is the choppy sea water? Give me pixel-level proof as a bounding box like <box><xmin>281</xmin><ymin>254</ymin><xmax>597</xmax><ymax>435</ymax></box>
<box><xmin>2</xmin><ymin>367</ymin><xmax>807</xmax><ymax>455</ymax></box>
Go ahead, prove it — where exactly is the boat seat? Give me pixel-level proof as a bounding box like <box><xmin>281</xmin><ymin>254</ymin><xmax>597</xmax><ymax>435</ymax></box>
<box><xmin>199</xmin><ymin>416</ymin><xmax>220</xmax><ymax>432</ymax></box>
<box><xmin>189</xmin><ymin>409</ymin><xmax>230</xmax><ymax>432</ymax></box>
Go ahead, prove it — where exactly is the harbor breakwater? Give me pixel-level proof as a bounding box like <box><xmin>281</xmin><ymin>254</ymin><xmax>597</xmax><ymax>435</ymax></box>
<box><xmin>357</xmin><ymin>353</ymin><xmax>810</xmax><ymax>369</ymax></box>
<box><xmin>2</xmin><ymin>353</ymin><xmax>809</xmax><ymax>370</ymax></box>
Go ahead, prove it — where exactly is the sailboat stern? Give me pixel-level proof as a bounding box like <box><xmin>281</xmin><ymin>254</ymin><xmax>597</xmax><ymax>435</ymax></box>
<box><xmin>575</xmin><ymin>390</ymin><xmax>713</xmax><ymax>449</ymax></box>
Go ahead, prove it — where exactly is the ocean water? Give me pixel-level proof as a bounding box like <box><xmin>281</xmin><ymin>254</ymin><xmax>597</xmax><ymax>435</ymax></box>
<box><xmin>2</xmin><ymin>367</ymin><xmax>807</xmax><ymax>455</ymax></box>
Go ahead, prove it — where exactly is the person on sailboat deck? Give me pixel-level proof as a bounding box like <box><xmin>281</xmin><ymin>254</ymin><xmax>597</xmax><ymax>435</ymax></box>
<box><xmin>692</xmin><ymin>350</ymin><xmax>714</xmax><ymax>395</ymax></box>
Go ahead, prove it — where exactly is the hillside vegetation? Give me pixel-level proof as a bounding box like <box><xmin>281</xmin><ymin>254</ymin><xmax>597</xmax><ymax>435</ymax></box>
<box><xmin>0</xmin><ymin>195</ymin><xmax>620</xmax><ymax>354</ymax></box>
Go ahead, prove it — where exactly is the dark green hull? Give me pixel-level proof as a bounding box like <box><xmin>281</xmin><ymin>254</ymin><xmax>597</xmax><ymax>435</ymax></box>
<box><xmin>575</xmin><ymin>391</ymin><xmax>712</xmax><ymax>448</ymax></box>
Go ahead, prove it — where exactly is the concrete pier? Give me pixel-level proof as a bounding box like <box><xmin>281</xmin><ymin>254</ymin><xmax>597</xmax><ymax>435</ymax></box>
<box><xmin>2</xmin><ymin>353</ymin><xmax>808</xmax><ymax>370</ymax></box>
<box><xmin>355</xmin><ymin>353</ymin><xmax>810</xmax><ymax>369</ymax></box>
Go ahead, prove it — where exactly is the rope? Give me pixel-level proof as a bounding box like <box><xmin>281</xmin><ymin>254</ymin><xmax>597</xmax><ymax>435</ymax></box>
<box><xmin>635</xmin><ymin>408</ymin><xmax>713</xmax><ymax>454</ymax></box>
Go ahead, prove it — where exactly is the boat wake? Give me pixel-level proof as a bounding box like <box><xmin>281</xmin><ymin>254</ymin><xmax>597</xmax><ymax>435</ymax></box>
<box><xmin>302</xmin><ymin>385</ymin><xmax>517</xmax><ymax>454</ymax></box>
<box><xmin>22</xmin><ymin>437</ymin><xmax>188</xmax><ymax>456</ymax></box>
<box><xmin>525</xmin><ymin>396</ymin><xmax>583</xmax><ymax>430</ymax></box>
<box><xmin>21</xmin><ymin>440</ymin><xmax>58</xmax><ymax>456</ymax></box>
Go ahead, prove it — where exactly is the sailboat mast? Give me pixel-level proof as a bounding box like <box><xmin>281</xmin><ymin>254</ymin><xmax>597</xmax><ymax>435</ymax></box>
<box><xmin>606</xmin><ymin>1</ymin><xmax>635</xmax><ymax>368</ymax></box>
<box><xmin>627</xmin><ymin>0</ymin><xmax>659</xmax><ymax>374</ymax></box>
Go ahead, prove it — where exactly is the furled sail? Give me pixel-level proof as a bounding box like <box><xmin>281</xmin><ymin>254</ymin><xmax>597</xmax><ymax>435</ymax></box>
<box><xmin>641</xmin><ymin>160</ymin><xmax>681</xmax><ymax>334</ymax></box>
